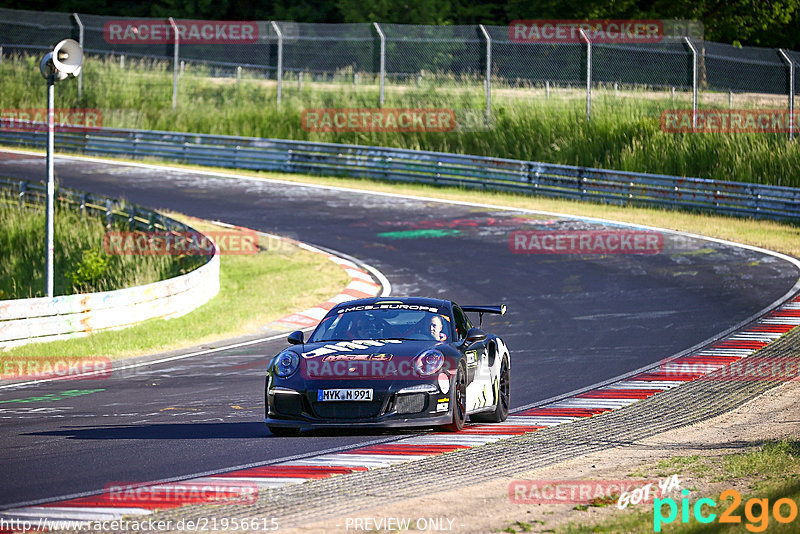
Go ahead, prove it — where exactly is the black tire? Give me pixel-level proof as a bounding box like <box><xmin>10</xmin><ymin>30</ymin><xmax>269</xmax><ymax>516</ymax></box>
<box><xmin>268</xmin><ymin>426</ymin><xmax>301</xmax><ymax>437</ymax></box>
<box><xmin>442</xmin><ymin>361</ymin><xmax>467</xmax><ymax>432</ymax></box>
<box><xmin>470</xmin><ymin>356</ymin><xmax>510</xmax><ymax>423</ymax></box>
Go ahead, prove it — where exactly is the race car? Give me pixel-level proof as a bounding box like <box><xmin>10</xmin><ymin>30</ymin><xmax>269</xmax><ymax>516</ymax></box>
<box><xmin>264</xmin><ymin>297</ymin><xmax>510</xmax><ymax>436</ymax></box>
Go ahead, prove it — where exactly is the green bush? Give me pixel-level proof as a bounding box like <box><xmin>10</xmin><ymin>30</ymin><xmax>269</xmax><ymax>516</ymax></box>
<box><xmin>67</xmin><ymin>248</ymin><xmax>110</xmax><ymax>292</ymax></box>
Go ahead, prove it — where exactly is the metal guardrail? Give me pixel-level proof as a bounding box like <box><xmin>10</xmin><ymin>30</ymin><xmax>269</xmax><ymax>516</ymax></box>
<box><xmin>0</xmin><ymin>177</ymin><xmax>220</xmax><ymax>348</ymax></box>
<box><xmin>1</xmin><ymin>124</ymin><xmax>799</xmax><ymax>221</ymax></box>
<box><xmin>2</xmin><ymin>176</ymin><xmax>196</xmax><ymax>233</ymax></box>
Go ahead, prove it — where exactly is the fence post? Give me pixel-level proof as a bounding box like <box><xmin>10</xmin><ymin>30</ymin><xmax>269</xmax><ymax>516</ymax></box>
<box><xmin>45</xmin><ymin>77</ymin><xmax>55</xmax><ymax>298</ymax></box>
<box><xmin>684</xmin><ymin>37</ymin><xmax>698</xmax><ymax>130</ymax></box>
<box><xmin>168</xmin><ymin>17</ymin><xmax>179</xmax><ymax>109</ymax></box>
<box><xmin>579</xmin><ymin>29</ymin><xmax>591</xmax><ymax>122</ymax></box>
<box><xmin>478</xmin><ymin>24</ymin><xmax>492</xmax><ymax>122</ymax></box>
<box><xmin>298</xmin><ymin>71</ymin><xmax>303</xmax><ymax>91</ymax></box>
<box><xmin>778</xmin><ymin>49</ymin><xmax>795</xmax><ymax>141</ymax></box>
<box><xmin>105</xmin><ymin>199</ymin><xmax>113</xmax><ymax>229</ymax></box>
<box><xmin>270</xmin><ymin>21</ymin><xmax>283</xmax><ymax>105</ymax></box>
<box><xmin>373</xmin><ymin>22</ymin><xmax>385</xmax><ymax>107</ymax></box>
<box><xmin>72</xmin><ymin>13</ymin><xmax>83</xmax><ymax>100</ymax></box>
<box><xmin>18</xmin><ymin>181</ymin><xmax>25</xmax><ymax>209</ymax></box>
<box><xmin>120</xmin><ymin>54</ymin><xmax>125</xmax><ymax>69</ymax></box>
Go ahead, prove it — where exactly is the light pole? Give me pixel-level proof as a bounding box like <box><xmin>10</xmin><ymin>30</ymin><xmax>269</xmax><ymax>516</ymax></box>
<box><xmin>39</xmin><ymin>39</ymin><xmax>83</xmax><ymax>298</ymax></box>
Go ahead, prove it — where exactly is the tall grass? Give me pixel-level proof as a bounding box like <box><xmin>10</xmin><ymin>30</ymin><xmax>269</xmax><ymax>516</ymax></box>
<box><xmin>1</xmin><ymin>54</ymin><xmax>797</xmax><ymax>187</ymax></box>
<box><xmin>0</xmin><ymin>196</ymin><xmax>201</xmax><ymax>299</ymax></box>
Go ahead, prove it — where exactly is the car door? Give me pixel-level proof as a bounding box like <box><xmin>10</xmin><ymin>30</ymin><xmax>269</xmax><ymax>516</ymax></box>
<box><xmin>453</xmin><ymin>304</ymin><xmax>490</xmax><ymax>411</ymax></box>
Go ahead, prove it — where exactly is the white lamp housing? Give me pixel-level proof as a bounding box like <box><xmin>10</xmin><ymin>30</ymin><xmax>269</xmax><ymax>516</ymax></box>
<box><xmin>39</xmin><ymin>39</ymin><xmax>83</xmax><ymax>80</ymax></box>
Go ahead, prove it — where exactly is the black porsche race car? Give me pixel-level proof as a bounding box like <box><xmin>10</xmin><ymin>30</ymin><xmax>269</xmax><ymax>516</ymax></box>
<box><xmin>264</xmin><ymin>297</ymin><xmax>510</xmax><ymax>435</ymax></box>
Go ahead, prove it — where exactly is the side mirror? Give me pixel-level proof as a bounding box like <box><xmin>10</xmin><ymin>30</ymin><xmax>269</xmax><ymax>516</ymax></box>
<box><xmin>287</xmin><ymin>330</ymin><xmax>304</xmax><ymax>345</ymax></box>
<box><xmin>464</xmin><ymin>327</ymin><xmax>487</xmax><ymax>345</ymax></box>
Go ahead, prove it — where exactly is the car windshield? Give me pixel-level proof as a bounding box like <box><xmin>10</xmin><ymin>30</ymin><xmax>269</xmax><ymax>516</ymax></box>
<box><xmin>308</xmin><ymin>306</ymin><xmax>453</xmax><ymax>343</ymax></box>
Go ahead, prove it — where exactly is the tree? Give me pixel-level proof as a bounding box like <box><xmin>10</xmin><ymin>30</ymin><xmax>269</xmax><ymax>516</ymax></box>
<box><xmin>1</xmin><ymin>0</ymin><xmax>798</xmax><ymax>49</ymax></box>
<box><xmin>337</xmin><ymin>0</ymin><xmax>453</xmax><ymax>24</ymax></box>
<box><xmin>651</xmin><ymin>0</ymin><xmax>800</xmax><ymax>48</ymax></box>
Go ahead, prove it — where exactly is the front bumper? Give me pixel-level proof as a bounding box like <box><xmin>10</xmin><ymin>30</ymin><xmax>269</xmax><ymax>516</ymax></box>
<box><xmin>265</xmin><ymin>381</ymin><xmax>453</xmax><ymax>429</ymax></box>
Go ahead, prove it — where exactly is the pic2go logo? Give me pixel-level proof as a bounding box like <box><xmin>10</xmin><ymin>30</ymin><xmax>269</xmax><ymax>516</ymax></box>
<box><xmin>654</xmin><ymin>489</ymin><xmax>798</xmax><ymax>532</ymax></box>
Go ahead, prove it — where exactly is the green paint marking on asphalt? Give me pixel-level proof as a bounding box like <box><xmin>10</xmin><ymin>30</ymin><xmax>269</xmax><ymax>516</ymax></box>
<box><xmin>378</xmin><ymin>229</ymin><xmax>461</xmax><ymax>240</ymax></box>
<box><xmin>0</xmin><ymin>388</ymin><xmax>105</xmax><ymax>404</ymax></box>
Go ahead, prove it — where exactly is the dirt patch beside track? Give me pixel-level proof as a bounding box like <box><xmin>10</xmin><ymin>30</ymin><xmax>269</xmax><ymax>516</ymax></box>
<box><xmin>285</xmin><ymin>379</ymin><xmax>800</xmax><ymax>533</ymax></box>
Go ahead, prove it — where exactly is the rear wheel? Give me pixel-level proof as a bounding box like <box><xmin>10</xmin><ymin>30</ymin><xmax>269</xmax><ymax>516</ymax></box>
<box><xmin>268</xmin><ymin>426</ymin><xmax>301</xmax><ymax>437</ymax></box>
<box><xmin>471</xmin><ymin>356</ymin><xmax>510</xmax><ymax>423</ymax></box>
<box><xmin>442</xmin><ymin>362</ymin><xmax>467</xmax><ymax>432</ymax></box>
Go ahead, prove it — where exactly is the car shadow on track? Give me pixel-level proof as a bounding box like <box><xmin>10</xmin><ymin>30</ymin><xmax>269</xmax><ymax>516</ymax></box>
<box><xmin>27</xmin><ymin>422</ymin><xmax>270</xmax><ymax>440</ymax></box>
<box><xmin>26</xmin><ymin>422</ymin><xmax>432</xmax><ymax>440</ymax></box>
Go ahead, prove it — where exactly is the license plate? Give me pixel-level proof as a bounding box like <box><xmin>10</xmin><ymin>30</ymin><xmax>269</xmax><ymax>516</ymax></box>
<box><xmin>317</xmin><ymin>388</ymin><xmax>373</xmax><ymax>401</ymax></box>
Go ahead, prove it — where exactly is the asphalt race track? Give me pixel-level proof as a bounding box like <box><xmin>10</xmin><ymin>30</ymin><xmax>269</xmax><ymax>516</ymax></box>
<box><xmin>1</xmin><ymin>151</ymin><xmax>798</xmax><ymax>509</ymax></box>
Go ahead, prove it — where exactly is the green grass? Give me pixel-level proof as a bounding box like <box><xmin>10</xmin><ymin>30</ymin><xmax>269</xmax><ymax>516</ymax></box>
<box><xmin>719</xmin><ymin>440</ymin><xmax>800</xmax><ymax>491</ymax></box>
<box><xmin>499</xmin><ymin>520</ymin><xmax>537</xmax><ymax>532</ymax></box>
<box><xmin>0</xmin><ymin>196</ymin><xmax>199</xmax><ymax>299</ymax></box>
<box><xmin>649</xmin><ymin>456</ymin><xmax>713</xmax><ymax>479</ymax></box>
<box><xmin>556</xmin><ymin>439</ymin><xmax>800</xmax><ymax>533</ymax></box>
<box><xmin>1</xmin><ymin>216</ymin><xmax>351</xmax><ymax>360</ymax></box>
<box><xmin>2</xmin><ymin>53</ymin><xmax>798</xmax><ymax>187</ymax></box>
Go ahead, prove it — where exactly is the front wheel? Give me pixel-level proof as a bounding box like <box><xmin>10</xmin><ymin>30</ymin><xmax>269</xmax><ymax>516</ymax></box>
<box><xmin>442</xmin><ymin>362</ymin><xmax>467</xmax><ymax>432</ymax></box>
<box><xmin>471</xmin><ymin>356</ymin><xmax>509</xmax><ymax>423</ymax></box>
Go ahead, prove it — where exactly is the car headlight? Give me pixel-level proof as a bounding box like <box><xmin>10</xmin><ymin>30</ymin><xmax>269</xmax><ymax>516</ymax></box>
<box><xmin>414</xmin><ymin>349</ymin><xmax>444</xmax><ymax>376</ymax></box>
<box><xmin>274</xmin><ymin>350</ymin><xmax>300</xmax><ymax>378</ymax></box>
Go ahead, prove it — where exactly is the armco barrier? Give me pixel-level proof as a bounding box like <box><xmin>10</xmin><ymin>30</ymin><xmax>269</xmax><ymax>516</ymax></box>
<box><xmin>0</xmin><ymin>178</ymin><xmax>220</xmax><ymax>348</ymax></box>
<box><xmin>1</xmin><ymin>124</ymin><xmax>799</xmax><ymax>221</ymax></box>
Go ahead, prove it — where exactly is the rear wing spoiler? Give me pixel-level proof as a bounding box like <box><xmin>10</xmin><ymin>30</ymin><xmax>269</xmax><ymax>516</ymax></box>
<box><xmin>461</xmin><ymin>305</ymin><xmax>506</xmax><ymax>326</ymax></box>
